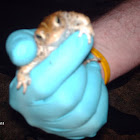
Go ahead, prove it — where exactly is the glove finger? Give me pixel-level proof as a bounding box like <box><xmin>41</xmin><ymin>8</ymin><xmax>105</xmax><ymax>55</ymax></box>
<box><xmin>30</xmin><ymin>31</ymin><xmax>93</xmax><ymax>95</ymax></box>
<box><xmin>6</xmin><ymin>29</ymin><xmax>37</xmax><ymax>66</ymax></box>
<box><xmin>38</xmin><ymin>62</ymin><xmax>102</xmax><ymax>129</ymax></box>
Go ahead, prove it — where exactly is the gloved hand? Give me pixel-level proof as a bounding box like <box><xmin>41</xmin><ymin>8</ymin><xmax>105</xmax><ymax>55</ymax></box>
<box><xmin>6</xmin><ymin>29</ymin><xmax>108</xmax><ymax>139</ymax></box>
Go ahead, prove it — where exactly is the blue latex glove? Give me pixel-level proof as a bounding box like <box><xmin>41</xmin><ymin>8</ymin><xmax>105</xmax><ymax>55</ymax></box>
<box><xmin>6</xmin><ymin>29</ymin><xmax>108</xmax><ymax>139</ymax></box>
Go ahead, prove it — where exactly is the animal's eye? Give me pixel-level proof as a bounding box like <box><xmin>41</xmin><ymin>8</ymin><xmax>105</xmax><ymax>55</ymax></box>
<box><xmin>55</xmin><ymin>16</ymin><xmax>61</xmax><ymax>25</ymax></box>
<box><xmin>75</xmin><ymin>21</ymin><xmax>81</xmax><ymax>26</ymax></box>
<box><xmin>76</xmin><ymin>23</ymin><xmax>80</xmax><ymax>26</ymax></box>
<box><xmin>35</xmin><ymin>34</ymin><xmax>43</xmax><ymax>40</ymax></box>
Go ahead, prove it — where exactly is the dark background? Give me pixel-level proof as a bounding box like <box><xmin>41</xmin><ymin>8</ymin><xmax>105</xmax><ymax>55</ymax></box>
<box><xmin>0</xmin><ymin>0</ymin><xmax>140</xmax><ymax>140</ymax></box>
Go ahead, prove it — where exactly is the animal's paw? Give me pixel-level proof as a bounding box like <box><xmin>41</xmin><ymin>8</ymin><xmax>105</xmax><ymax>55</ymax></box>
<box><xmin>83</xmin><ymin>57</ymin><xmax>101</xmax><ymax>65</ymax></box>
<box><xmin>16</xmin><ymin>72</ymin><xmax>31</xmax><ymax>94</ymax></box>
<box><xmin>78</xmin><ymin>25</ymin><xmax>94</xmax><ymax>44</ymax></box>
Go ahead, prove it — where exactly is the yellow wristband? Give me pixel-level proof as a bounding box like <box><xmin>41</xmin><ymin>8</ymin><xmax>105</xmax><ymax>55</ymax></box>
<box><xmin>91</xmin><ymin>47</ymin><xmax>110</xmax><ymax>84</ymax></box>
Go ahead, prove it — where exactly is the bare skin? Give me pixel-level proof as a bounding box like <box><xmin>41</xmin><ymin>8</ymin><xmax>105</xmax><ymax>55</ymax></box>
<box><xmin>16</xmin><ymin>11</ymin><xmax>95</xmax><ymax>93</ymax></box>
<box><xmin>92</xmin><ymin>0</ymin><xmax>140</xmax><ymax>82</ymax></box>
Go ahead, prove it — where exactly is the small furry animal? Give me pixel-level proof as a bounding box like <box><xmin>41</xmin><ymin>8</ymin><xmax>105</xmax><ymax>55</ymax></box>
<box><xmin>16</xmin><ymin>11</ymin><xmax>95</xmax><ymax>93</ymax></box>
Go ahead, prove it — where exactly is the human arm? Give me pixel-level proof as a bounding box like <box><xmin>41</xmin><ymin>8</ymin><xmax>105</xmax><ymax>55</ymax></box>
<box><xmin>92</xmin><ymin>0</ymin><xmax>140</xmax><ymax>82</ymax></box>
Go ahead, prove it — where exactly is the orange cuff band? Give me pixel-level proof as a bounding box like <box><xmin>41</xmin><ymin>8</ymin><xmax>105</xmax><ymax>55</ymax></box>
<box><xmin>91</xmin><ymin>47</ymin><xmax>111</xmax><ymax>84</ymax></box>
